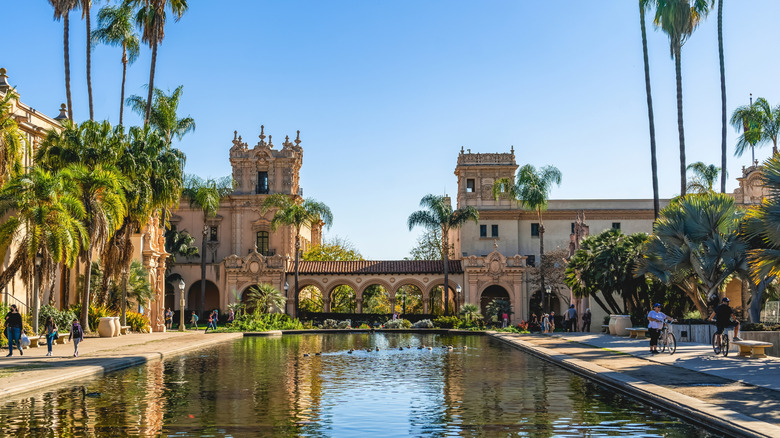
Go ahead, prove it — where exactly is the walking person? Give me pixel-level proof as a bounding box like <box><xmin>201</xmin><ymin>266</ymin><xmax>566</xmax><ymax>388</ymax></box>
<box><xmin>227</xmin><ymin>308</ymin><xmax>235</xmax><ymax>324</ymax></box>
<box><xmin>68</xmin><ymin>318</ymin><xmax>84</xmax><ymax>357</ymax></box>
<box><xmin>582</xmin><ymin>308</ymin><xmax>592</xmax><ymax>332</ymax></box>
<box><xmin>5</xmin><ymin>304</ymin><xmax>23</xmax><ymax>357</ymax></box>
<box><xmin>165</xmin><ymin>308</ymin><xmax>173</xmax><ymax>330</ymax></box>
<box><xmin>566</xmin><ymin>304</ymin><xmax>578</xmax><ymax>332</ymax></box>
<box><xmin>541</xmin><ymin>313</ymin><xmax>550</xmax><ymax>334</ymax></box>
<box><xmin>43</xmin><ymin>316</ymin><xmax>58</xmax><ymax>356</ymax></box>
<box><xmin>647</xmin><ymin>303</ymin><xmax>673</xmax><ymax>354</ymax></box>
<box><xmin>204</xmin><ymin>310</ymin><xmax>216</xmax><ymax>333</ymax></box>
<box><xmin>549</xmin><ymin>311</ymin><xmax>556</xmax><ymax>332</ymax></box>
<box><xmin>502</xmin><ymin>312</ymin><xmax>508</xmax><ymax>328</ymax></box>
<box><xmin>190</xmin><ymin>311</ymin><xmax>199</xmax><ymax>330</ymax></box>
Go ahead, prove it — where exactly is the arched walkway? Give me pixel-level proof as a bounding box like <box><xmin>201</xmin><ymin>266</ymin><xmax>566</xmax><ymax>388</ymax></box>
<box><xmin>299</xmin><ymin>285</ymin><xmax>324</xmax><ymax>313</ymax></box>
<box><xmin>480</xmin><ymin>284</ymin><xmax>510</xmax><ymax>317</ymax></box>
<box><xmin>395</xmin><ymin>284</ymin><xmax>423</xmax><ymax>314</ymax></box>
<box><xmin>329</xmin><ymin>284</ymin><xmax>357</xmax><ymax>313</ymax></box>
<box><xmin>429</xmin><ymin>285</ymin><xmax>457</xmax><ymax>316</ymax></box>
<box><xmin>188</xmin><ymin>280</ymin><xmax>220</xmax><ymax>317</ymax></box>
<box><xmin>361</xmin><ymin>284</ymin><xmax>392</xmax><ymax>314</ymax></box>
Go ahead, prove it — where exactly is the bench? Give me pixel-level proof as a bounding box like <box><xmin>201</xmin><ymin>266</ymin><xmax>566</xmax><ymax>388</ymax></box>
<box><xmin>120</xmin><ymin>326</ymin><xmax>131</xmax><ymax>335</ymax></box>
<box><xmin>627</xmin><ymin>328</ymin><xmax>649</xmax><ymax>339</ymax></box>
<box><xmin>601</xmin><ymin>325</ymin><xmax>610</xmax><ymax>334</ymax></box>
<box><xmin>732</xmin><ymin>340</ymin><xmax>773</xmax><ymax>358</ymax></box>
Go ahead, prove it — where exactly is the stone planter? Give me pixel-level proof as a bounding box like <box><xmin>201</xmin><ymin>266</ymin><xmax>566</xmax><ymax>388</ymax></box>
<box><xmin>608</xmin><ymin>315</ymin><xmax>618</xmax><ymax>335</ymax></box>
<box><xmin>613</xmin><ymin>315</ymin><xmax>632</xmax><ymax>336</ymax></box>
<box><xmin>98</xmin><ymin>317</ymin><xmax>114</xmax><ymax>337</ymax></box>
<box><xmin>111</xmin><ymin>317</ymin><xmax>120</xmax><ymax>337</ymax></box>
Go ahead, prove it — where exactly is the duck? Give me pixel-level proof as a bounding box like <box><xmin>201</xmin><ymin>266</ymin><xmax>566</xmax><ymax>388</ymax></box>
<box><xmin>447</xmin><ymin>345</ymin><xmax>454</xmax><ymax>351</ymax></box>
<box><xmin>315</xmin><ymin>352</ymin><xmax>321</xmax><ymax>356</ymax></box>
<box><xmin>463</xmin><ymin>346</ymin><xmax>468</xmax><ymax>350</ymax></box>
<box><xmin>399</xmin><ymin>347</ymin><xmax>404</xmax><ymax>351</ymax></box>
<box><xmin>375</xmin><ymin>347</ymin><xmax>380</xmax><ymax>351</ymax></box>
<box><xmin>303</xmin><ymin>353</ymin><xmax>310</xmax><ymax>357</ymax></box>
<box><xmin>427</xmin><ymin>346</ymin><xmax>433</xmax><ymax>350</ymax></box>
<box><xmin>348</xmin><ymin>349</ymin><xmax>353</xmax><ymax>354</ymax></box>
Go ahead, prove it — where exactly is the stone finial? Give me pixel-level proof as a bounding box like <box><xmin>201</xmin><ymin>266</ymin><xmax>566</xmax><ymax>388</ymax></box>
<box><xmin>283</xmin><ymin>135</ymin><xmax>291</xmax><ymax>147</ymax></box>
<box><xmin>0</xmin><ymin>68</ymin><xmax>10</xmax><ymax>93</ymax></box>
<box><xmin>295</xmin><ymin>130</ymin><xmax>301</xmax><ymax>146</ymax></box>
<box><xmin>510</xmin><ymin>145</ymin><xmax>514</xmax><ymax>154</ymax></box>
<box><xmin>53</xmin><ymin>103</ymin><xmax>69</xmax><ymax>121</ymax></box>
<box><xmin>259</xmin><ymin>125</ymin><xmax>266</xmax><ymax>141</ymax></box>
<box><xmin>268</xmin><ymin>135</ymin><xmax>273</xmax><ymax>147</ymax></box>
<box><xmin>233</xmin><ymin>130</ymin><xmax>237</xmax><ymax>140</ymax></box>
<box><xmin>460</xmin><ymin>146</ymin><xmax>464</xmax><ymax>154</ymax></box>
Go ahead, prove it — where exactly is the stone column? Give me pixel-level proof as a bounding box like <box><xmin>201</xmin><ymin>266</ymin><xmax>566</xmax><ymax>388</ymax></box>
<box><xmin>356</xmin><ymin>298</ymin><xmax>363</xmax><ymax>314</ymax></box>
<box><xmin>323</xmin><ymin>298</ymin><xmax>331</xmax><ymax>312</ymax></box>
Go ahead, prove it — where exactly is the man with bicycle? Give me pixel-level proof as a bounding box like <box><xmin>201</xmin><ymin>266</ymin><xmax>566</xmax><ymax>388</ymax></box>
<box><xmin>709</xmin><ymin>297</ymin><xmax>741</xmax><ymax>345</ymax></box>
<box><xmin>647</xmin><ymin>303</ymin><xmax>674</xmax><ymax>354</ymax></box>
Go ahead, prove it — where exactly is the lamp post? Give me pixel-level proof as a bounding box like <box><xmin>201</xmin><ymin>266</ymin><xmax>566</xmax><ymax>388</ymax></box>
<box><xmin>283</xmin><ymin>281</ymin><xmax>289</xmax><ymax>314</ymax></box>
<box><xmin>544</xmin><ymin>285</ymin><xmax>551</xmax><ymax>314</ymax></box>
<box><xmin>455</xmin><ymin>284</ymin><xmax>462</xmax><ymax>314</ymax></box>
<box><xmin>178</xmin><ymin>279</ymin><xmax>186</xmax><ymax>331</ymax></box>
<box><xmin>33</xmin><ymin>253</ymin><xmax>42</xmax><ymax>335</ymax></box>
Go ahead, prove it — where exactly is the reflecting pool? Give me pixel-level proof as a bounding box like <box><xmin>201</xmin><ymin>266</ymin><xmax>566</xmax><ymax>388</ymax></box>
<box><xmin>0</xmin><ymin>333</ymin><xmax>718</xmax><ymax>437</ymax></box>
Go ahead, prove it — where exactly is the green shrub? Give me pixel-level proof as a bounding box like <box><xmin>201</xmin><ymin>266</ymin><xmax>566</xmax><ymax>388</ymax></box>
<box><xmin>383</xmin><ymin>318</ymin><xmax>411</xmax><ymax>329</ymax></box>
<box><xmin>126</xmin><ymin>311</ymin><xmax>151</xmax><ymax>333</ymax></box>
<box><xmin>228</xmin><ymin>313</ymin><xmax>303</xmax><ymax>332</ymax></box>
<box><xmin>413</xmin><ymin>319</ymin><xmax>434</xmax><ymax>328</ymax></box>
<box><xmin>39</xmin><ymin>305</ymin><xmax>77</xmax><ymax>332</ymax></box>
<box><xmin>358</xmin><ymin>323</ymin><xmax>371</xmax><ymax>329</ymax></box>
<box><xmin>683</xmin><ymin>309</ymin><xmax>702</xmax><ymax>320</ymax></box>
<box><xmin>69</xmin><ymin>304</ymin><xmax>117</xmax><ymax>331</ymax></box>
<box><xmin>434</xmin><ymin>316</ymin><xmax>462</xmax><ymax>329</ymax></box>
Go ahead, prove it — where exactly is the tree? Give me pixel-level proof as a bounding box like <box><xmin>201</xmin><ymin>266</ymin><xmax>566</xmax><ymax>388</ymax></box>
<box><xmin>686</xmin><ymin>161</ymin><xmax>722</xmax><ymax>193</ymax></box>
<box><xmin>730</xmin><ymin>97</ymin><xmax>763</xmax><ymax>163</ymax></box>
<box><xmin>127</xmin><ymin>0</ymin><xmax>189</xmax><ymax>125</ymax></box>
<box><xmin>640</xmin><ymin>0</ymin><xmax>660</xmax><ymax>218</ymax></box>
<box><xmin>92</xmin><ymin>2</ymin><xmax>140</xmax><ymax>126</ymax></box>
<box><xmin>529</xmin><ymin>247</ymin><xmax>570</xmax><ymax>311</ymax></box>
<box><xmin>717</xmin><ymin>0</ymin><xmax>727</xmax><ymax>193</ymax></box>
<box><xmin>654</xmin><ymin>0</ymin><xmax>711</xmax><ymax>195</ymax></box>
<box><xmin>302</xmin><ymin>236</ymin><xmax>363</xmax><ymax>261</ymax></box>
<box><xmin>181</xmin><ymin>174</ymin><xmax>233</xmax><ymax>317</ymax></box>
<box><xmin>640</xmin><ymin>193</ymin><xmax>746</xmax><ymax>316</ymax></box>
<box><xmin>754</xmin><ymin>97</ymin><xmax>780</xmax><ymax>156</ymax></box>
<box><xmin>127</xmin><ymin>86</ymin><xmax>195</xmax><ymax>143</ymax></box>
<box><xmin>406</xmin><ymin>228</ymin><xmax>451</xmax><ymax>261</ymax></box>
<box><xmin>49</xmin><ymin>0</ymin><xmax>79</xmax><ymax>121</ymax></box>
<box><xmin>245</xmin><ymin>283</ymin><xmax>286</xmax><ymax>314</ymax></box>
<box><xmin>164</xmin><ymin>228</ymin><xmax>199</xmax><ymax>266</ymax></box>
<box><xmin>408</xmin><ymin>194</ymin><xmax>478</xmax><ymax>316</ymax></box>
<box><xmin>485</xmin><ymin>299</ymin><xmax>512</xmax><ymax>324</ymax></box>
<box><xmin>80</xmin><ymin>0</ymin><xmax>94</xmax><ymax>120</ymax></box>
<box><xmin>459</xmin><ymin>303</ymin><xmax>482</xmax><ymax>323</ymax></box>
<box><xmin>0</xmin><ymin>90</ymin><xmax>25</xmax><ymax>183</ymax></box>
<box><xmin>262</xmin><ymin>194</ymin><xmax>333</xmax><ymax>318</ymax></box>
<box><xmin>493</xmin><ymin>164</ymin><xmax>561</xmax><ymax>312</ymax></box>
<box><xmin>0</xmin><ymin>168</ymin><xmax>87</xmax><ymax>333</ymax></box>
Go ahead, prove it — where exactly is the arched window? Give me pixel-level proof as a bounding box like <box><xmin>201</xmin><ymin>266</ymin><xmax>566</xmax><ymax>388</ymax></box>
<box><xmin>256</xmin><ymin>231</ymin><xmax>269</xmax><ymax>255</ymax></box>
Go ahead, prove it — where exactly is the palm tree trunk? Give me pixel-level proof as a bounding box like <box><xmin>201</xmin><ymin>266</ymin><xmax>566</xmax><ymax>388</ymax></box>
<box><xmin>145</xmin><ymin>38</ymin><xmax>158</xmax><ymax>126</ymax></box>
<box><xmin>81</xmin><ymin>254</ymin><xmax>93</xmax><ymax>332</ymax></box>
<box><xmin>120</xmin><ymin>46</ymin><xmax>127</xmax><ymax>126</ymax></box>
<box><xmin>640</xmin><ymin>3</ymin><xmax>660</xmax><ymax>218</ymax></box>
<box><xmin>120</xmin><ymin>268</ymin><xmax>128</xmax><ymax>326</ymax></box>
<box><xmin>85</xmin><ymin>2</ymin><xmax>94</xmax><ymax>121</ymax></box>
<box><xmin>294</xmin><ymin>233</ymin><xmax>300</xmax><ymax>319</ymax></box>
<box><xmin>718</xmin><ymin>0</ymin><xmax>727</xmax><ymax>193</ymax></box>
<box><xmin>64</xmin><ymin>14</ymin><xmax>74</xmax><ymax>121</ymax></box>
<box><xmin>674</xmin><ymin>42</ymin><xmax>687</xmax><ymax>196</ymax></box>
<box><xmin>443</xmin><ymin>230</ymin><xmax>449</xmax><ymax>316</ymax></box>
<box><xmin>200</xmin><ymin>224</ymin><xmax>207</xmax><ymax>319</ymax></box>
<box><xmin>539</xmin><ymin>210</ymin><xmax>547</xmax><ymax>314</ymax></box>
<box><xmin>0</xmin><ymin>251</ymin><xmax>24</xmax><ymax>291</ymax></box>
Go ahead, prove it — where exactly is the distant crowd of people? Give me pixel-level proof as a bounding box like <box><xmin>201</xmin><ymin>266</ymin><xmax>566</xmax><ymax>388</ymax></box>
<box><xmin>527</xmin><ymin>306</ymin><xmax>592</xmax><ymax>333</ymax></box>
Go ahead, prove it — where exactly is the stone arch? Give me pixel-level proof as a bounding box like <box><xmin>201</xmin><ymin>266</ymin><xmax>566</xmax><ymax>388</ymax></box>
<box><xmin>356</xmin><ymin>278</ymin><xmax>394</xmax><ymax>299</ymax></box>
<box><xmin>394</xmin><ymin>283</ymin><xmax>424</xmax><ymax>314</ymax></box>
<box><xmin>392</xmin><ymin>279</ymin><xmax>427</xmax><ymax>297</ymax></box>
<box><xmin>480</xmin><ymin>284</ymin><xmax>511</xmax><ymax>318</ymax></box>
<box><xmin>359</xmin><ymin>280</ymin><xmax>394</xmax><ymax>314</ymax></box>
<box><xmin>426</xmin><ymin>278</ymin><xmax>461</xmax><ymax>315</ymax></box>
<box><xmin>188</xmin><ymin>280</ymin><xmax>220</xmax><ymax>318</ymax></box>
<box><xmin>327</xmin><ymin>281</ymin><xmax>359</xmax><ymax>313</ymax></box>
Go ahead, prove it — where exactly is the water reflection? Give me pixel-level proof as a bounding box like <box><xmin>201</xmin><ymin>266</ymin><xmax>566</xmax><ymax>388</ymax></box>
<box><xmin>0</xmin><ymin>333</ymin><xmax>718</xmax><ymax>437</ymax></box>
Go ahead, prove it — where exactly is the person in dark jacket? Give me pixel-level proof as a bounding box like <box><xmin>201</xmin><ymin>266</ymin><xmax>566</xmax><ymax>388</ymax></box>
<box><xmin>5</xmin><ymin>304</ymin><xmax>23</xmax><ymax>357</ymax></box>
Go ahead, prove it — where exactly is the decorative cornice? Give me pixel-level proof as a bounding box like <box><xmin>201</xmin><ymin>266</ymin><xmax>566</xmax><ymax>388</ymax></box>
<box><xmin>477</xmin><ymin>209</ymin><xmax>657</xmax><ymax>221</ymax></box>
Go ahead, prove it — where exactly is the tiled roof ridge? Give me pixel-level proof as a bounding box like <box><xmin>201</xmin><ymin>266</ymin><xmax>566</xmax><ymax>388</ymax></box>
<box><xmin>292</xmin><ymin>260</ymin><xmax>463</xmax><ymax>274</ymax></box>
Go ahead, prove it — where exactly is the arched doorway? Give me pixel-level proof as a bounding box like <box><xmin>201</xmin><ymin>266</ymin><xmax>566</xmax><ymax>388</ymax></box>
<box><xmin>164</xmin><ymin>282</ymin><xmax>175</xmax><ymax>311</ymax></box>
<box><xmin>362</xmin><ymin>284</ymin><xmax>391</xmax><ymax>314</ymax></box>
<box><xmin>480</xmin><ymin>285</ymin><xmax>510</xmax><ymax>319</ymax></box>
<box><xmin>395</xmin><ymin>284</ymin><xmax>423</xmax><ymax>314</ymax></box>
<box><xmin>299</xmin><ymin>285</ymin><xmax>324</xmax><ymax>313</ymax></box>
<box><xmin>329</xmin><ymin>285</ymin><xmax>357</xmax><ymax>313</ymax></box>
<box><xmin>429</xmin><ymin>285</ymin><xmax>456</xmax><ymax>316</ymax></box>
<box><xmin>188</xmin><ymin>280</ymin><xmax>220</xmax><ymax>318</ymax></box>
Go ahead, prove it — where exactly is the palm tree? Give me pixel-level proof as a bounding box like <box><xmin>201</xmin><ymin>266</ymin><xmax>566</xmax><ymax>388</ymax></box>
<box><xmin>245</xmin><ymin>283</ymin><xmax>286</xmax><ymax>314</ymax></box>
<box><xmin>730</xmin><ymin>97</ymin><xmax>763</xmax><ymax>163</ymax></box>
<box><xmin>0</xmin><ymin>167</ymin><xmax>87</xmax><ymax>333</ymax></box>
<box><xmin>640</xmin><ymin>0</ymin><xmax>660</xmax><ymax>218</ymax></box>
<box><xmin>717</xmin><ymin>0</ymin><xmax>727</xmax><ymax>193</ymax></box>
<box><xmin>654</xmin><ymin>0</ymin><xmax>711</xmax><ymax>195</ymax></box>
<box><xmin>641</xmin><ymin>193</ymin><xmax>746</xmax><ymax>316</ymax></box>
<box><xmin>754</xmin><ymin>97</ymin><xmax>780</xmax><ymax>156</ymax></box>
<box><xmin>126</xmin><ymin>86</ymin><xmax>195</xmax><ymax>143</ymax></box>
<box><xmin>493</xmin><ymin>164</ymin><xmax>561</xmax><ymax>313</ymax></box>
<box><xmin>459</xmin><ymin>303</ymin><xmax>482</xmax><ymax>323</ymax></box>
<box><xmin>92</xmin><ymin>3</ymin><xmax>140</xmax><ymax>126</ymax></box>
<box><xmin>181</xmin><ymin>175</ymin><xmax>233</xmax><ymax>317</ymax></box>
<box><xmin>407</xmin><ymin>194</ymin><xmax>478</xmax><ymax>316</ymax></box>
<box><xmin>80</xmin><ymin>0</ymin><xmax>94</xmax><ymax>121</ymax></box>
<box><xmin>49</xmin><ymin>0</ymin><xmax>79</xmax><ymax>121</ymax></box>
<box><xmin>262</xmin><ymin>194</ymin><xmax>333</xmax><ymax>319</ymax></box>
<box><xmin>0</xmin><ymin>90</ymin><xmax>26</xmax><ymax>183</ymax></box>
<box><xmin>686</xmin><ymin>161</ymin><xmax>722</xmax><ymax>193</ymax></box>
<box><xmin>127</xmin><ymin>0</ymin><xmax>189</xmax><ymax>126</ymax></box>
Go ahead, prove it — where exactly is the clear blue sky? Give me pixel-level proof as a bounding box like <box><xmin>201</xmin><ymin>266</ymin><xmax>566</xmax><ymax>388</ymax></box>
<box><xmin>5</xmin><ymin>1</ymin><xmax>780</xmax><ymax>259</ymax></box>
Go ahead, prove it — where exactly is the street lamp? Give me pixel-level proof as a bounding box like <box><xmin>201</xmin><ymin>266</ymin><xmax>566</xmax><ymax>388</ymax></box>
<box><xmin>544</xmin><ymin>285</ymin><xmax>551</xmax><ymax>314</ymax></box>
<box><xmin>178</xmin><ymin>279</ymin><xmax>186</xmax><ymax>331</ymax></box>
<box><xmin>283</xmin><ymin>281</ymin><xmax>289</xmax><ymax>314</ymax></box>
<box><xmin>455</xmin><ymin>284</ymin><xmax>462</xmax><ymax>313</ymax></box>
<box><xmin>33</xmin><ymin>253</ymin><xmax>42</xmax><ymax>335</ymax></box>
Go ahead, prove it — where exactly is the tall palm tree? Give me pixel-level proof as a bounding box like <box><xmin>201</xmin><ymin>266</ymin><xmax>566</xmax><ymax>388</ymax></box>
<box><xmin>181</xmin><ymin>175</ymin><xmax>233</xmax><ymax>317</ymax></box>
<box><xmin>493</xmin><ymin>164</ymin><xmax>561</xmax><ymax>313</ymax></box>
<box><xmin>407</xmin><ymin>194</ymin><xmax>478</xmax><ymax>316</ymax></box>
<box><xmin>0</xmin><ymin>90</ymin><xmax>26</xmax><ymax>183</ymax></box>
<box><xmin>730</xmin><ymin>97</ymin><xmax>763</xmax><ymax>163</ymax></box>
<box><xmin>127</xmin><ymin>0</ymin><xmax>189</xmax><ymax>126</ymax></box>
<box><xmin>0</xmin><ymin>167</ymin><xmax>87</xmax><ymax>333</ymax></box>
<box><xmin>717</xmin><ymin>0</ymin><xmax>727</xmax><ymax>193</ymax></box>
<box><xmin>92</xmin><ymin>3</ymin><xmax>140</xmax><ymax>126</ymax></box>
<box><xmin>640</xmin><ymin>0</ymin><xmax>660</xmax><ymax>219</ymax></box>
<box><xmin>262</xmin><ymin>194</ymin><xmax>333</xmax><ymax>319</ymax></box>
<box><xmin>754</xmin><ymin>97</ymin><xmax>780</xmax><ymax>156</ymax></box>
<box><xmin>654</xmin><ymin>0</ymin><xmax>711</xmax><ymax>196</ymax></box>
<box><xmin>686</xmin><ymin>161</ymin><xmax>722</xmax><ymax>193</ymax></box>
<box><xmin>126</xmin><ymin>86</ymin><xmax>195</xmax><ymax>143</ymax></box>
<box><xmin>49</xmin><ymin>0</ymin><xmax>79</xmax><ymax>121</ymax></box>
<box><xmin>80</xmin><ymin>0</ymin><xmax>94</xmax><ymax>121</ymax></box>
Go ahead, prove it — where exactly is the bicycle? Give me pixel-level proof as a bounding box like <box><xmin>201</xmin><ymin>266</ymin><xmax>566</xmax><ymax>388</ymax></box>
<box><xmin>712</xmin><ymin>328</ymin><xmax>730</xmax><ymax>357</ymax></box>
<box><xmin>659</xmin><ymin>320</ymin><xmax>676</xmax><ymax>354</ymax></box>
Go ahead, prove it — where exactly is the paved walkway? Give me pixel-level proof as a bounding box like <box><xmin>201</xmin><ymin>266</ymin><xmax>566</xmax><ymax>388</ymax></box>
<box><xmin>0</xmin><ymin>330</ymin><xmax>242</xmax><ymax>400</ymax></box>
<box><xmin>491</xmin><ymin>332</ymin><xmax>780</xmax><ymax>438</ymax></box>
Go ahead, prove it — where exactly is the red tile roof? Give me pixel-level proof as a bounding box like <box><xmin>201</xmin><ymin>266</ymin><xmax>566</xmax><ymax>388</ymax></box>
<box><xmin>292</xmin><ymin>260</ymin><xmax>463</xmax><ymax>275</ymax></box>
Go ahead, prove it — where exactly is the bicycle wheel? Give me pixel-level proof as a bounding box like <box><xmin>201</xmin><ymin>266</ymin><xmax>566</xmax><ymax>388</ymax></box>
<box><xmin>722</xmin><ymin>334</ymin><xmax>729</xmax><ymax>357</ymax></box>
<box><xmin>659</xmin><ymin>331</ymin><xmax>667</xmax><ymax>352</ymax></box>
<box><xmin>712</xmin><ymin>333</ymin><xmax>720</xmax><ymax>354</ymax></box>
<box><xmin>665</xmin><ymin>333</ymin><xmax>676</xmax><ymax>355</ymax></box>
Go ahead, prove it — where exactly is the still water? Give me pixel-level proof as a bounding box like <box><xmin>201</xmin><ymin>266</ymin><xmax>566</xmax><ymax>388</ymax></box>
<box><xmin>0</xmin><ymin>333</ymin><xmax>717</xmax><ymax>437</ymax></box>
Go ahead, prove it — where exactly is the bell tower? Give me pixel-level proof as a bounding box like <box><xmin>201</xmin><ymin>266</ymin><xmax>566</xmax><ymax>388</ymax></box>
<box><xmin>454</xmin><ymin>146</ymin><xmax>518</xmax><ymax>210</ymax></box>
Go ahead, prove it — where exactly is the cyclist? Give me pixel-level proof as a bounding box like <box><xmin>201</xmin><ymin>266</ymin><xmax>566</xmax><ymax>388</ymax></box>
<box><xmin>709</xmin><ymin>297</ymin><xmax>741</xmax><ymax>345</ymax></box>
<box><xmin>647</xmin><ymin>303</ymin><xmax>674</xmax><ymax>354</ymax></box>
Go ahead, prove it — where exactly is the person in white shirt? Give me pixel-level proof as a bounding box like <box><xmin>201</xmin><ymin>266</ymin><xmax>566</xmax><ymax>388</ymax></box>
<box><xmin>647</xmin><ymin>303</ymin><xmax>674</xmax><ymax>354</ymax></box>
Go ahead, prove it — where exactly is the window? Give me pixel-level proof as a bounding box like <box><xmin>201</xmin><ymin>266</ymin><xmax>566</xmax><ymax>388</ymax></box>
<box><xmin>480</xmin><ymin>224</ymin><xmax>487</xmax><ymax>237</ymax></box>
<box><xmin>256</xmin><ymin>231</ymin><xmax>269</xmax><ymax>255</ymax></box>
<box><xmin>526</xmin><ymin>255</ymin><xmax>536</xmax><ymax>267</ymax></box>
<box><xmin>531</xmin><ymin>223</ymin><xmax>540</xmax><ymax>237</ymax></box>
<box><xmin>571</xmin><ymin>222</ymin><xmax>575</xmax><ymax>234</ymax></box>
<box><xmin>209</xmin><ymin>226</ymin><xmax>218</xmax><ymax>242</ymax></box>
<box><xmin>256</xmin><ymin>171</ymin><xmax>269</xmax><ymax>194</ymax></box>
<box><xmin>491</xmin><ymin>224</ymin><xmax>499</xmax><ymax>237</ymax></box>
<box><xmin>466</xmin><ymin>179</ymin><xmax>475</xmax><ymax>193</ymax></box>
<box><xmin>612</xmin><ymin>222</ymin><xmax>621</xmax><ymax>230</ymax></box>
